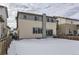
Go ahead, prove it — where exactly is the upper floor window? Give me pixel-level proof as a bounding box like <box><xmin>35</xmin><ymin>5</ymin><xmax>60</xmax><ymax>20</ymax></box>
<box><xmin>23</xmin><ymin>15</ymin><xmax>27</xmax><ymax>19</ymax></box>
<box><xmin>51</xmin><ymin>19</ymin><xmax>54</xmax><ymax>22</ymax></box>
<box><xmin>77</xmin><ymin>25</ymin><xmax>79</xmax><ymax>27</ymax></box>
<box><xmin>47</xmin><ymin>18</ymin><xmax>50</xmax><ymax>22</ymax></box>
<box><xmin>34</xmin><ymin>16</ymin><xmax>38</xmax><ymax>21</ymax></box>
<box><xmin>47</xmin><ymin>17</ymin><xmax>54</xmax><ymax>22</ymax></box>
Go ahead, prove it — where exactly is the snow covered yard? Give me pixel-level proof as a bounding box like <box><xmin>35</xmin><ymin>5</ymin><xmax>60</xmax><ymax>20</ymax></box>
<box><xmin>8</xmin><ymin>38</ymin><xmax>79</xmax><ymax>55</ymax></box>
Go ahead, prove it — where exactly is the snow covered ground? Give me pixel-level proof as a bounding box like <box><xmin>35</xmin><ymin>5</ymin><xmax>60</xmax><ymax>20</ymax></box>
<box><xmin>8</xmin><ymin>38</ymin><xmax>79</xmax><ymax>55</ymax></box>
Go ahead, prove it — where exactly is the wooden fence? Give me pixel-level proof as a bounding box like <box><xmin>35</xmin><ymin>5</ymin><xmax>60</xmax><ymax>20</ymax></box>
<box><xmin>0</xmin><ymin>36</ymin><xmax>12</xmax><ymax>55</ymax></box>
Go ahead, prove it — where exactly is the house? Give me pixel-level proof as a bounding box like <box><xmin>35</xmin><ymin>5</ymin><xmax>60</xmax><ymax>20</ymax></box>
<box><xmin>0</xmin><ymin>5</ymin><xmax>8</xmax><ymax>38</ymax></box>
<box><xmin>0</xmin><ymin>16</ymin><xmax>4</xmax><ymax>38</ymax></box>
<box><xmin>16</xmin><ymin>12</ymin><xmax>57</xmax><ymax>39</ymax></box>
<box><xmin>53</xmin><ymin>16</ymin><xmax>79</xmax><ymax>36</ymax></box>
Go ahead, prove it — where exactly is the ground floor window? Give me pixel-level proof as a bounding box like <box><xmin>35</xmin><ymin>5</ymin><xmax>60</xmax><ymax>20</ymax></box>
<box><xmin>33</xmin><ymin>27</ymin><xmax>42</xmax><ymax>34</ymax></box>
<box><xmin>46</xmin><ymin>29</ymin><xmax>53</xmax><ymax>36</ymax></box>
<box><xmin>33</xmin><ymin>28</ymin><xmax>53</xmax><ymax>36</ymax></box>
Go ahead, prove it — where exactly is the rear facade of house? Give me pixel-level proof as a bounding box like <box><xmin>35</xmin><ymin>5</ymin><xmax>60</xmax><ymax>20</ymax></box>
<box><xmin>17</xmin><ymin>12</ymin><xmax>57</xmax><ymax>39</ymax></box>
<box><xmin>53</xmin><ymin>16</ymin><xmax>79</xmax><ymax>36</ymax></box>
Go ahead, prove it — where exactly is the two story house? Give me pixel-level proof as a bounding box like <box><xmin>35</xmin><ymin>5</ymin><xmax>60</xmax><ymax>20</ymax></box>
<box><xmin>16</xmin><ymin>12</ymin><xmax>57</xmax><ymax>39</ymax></box>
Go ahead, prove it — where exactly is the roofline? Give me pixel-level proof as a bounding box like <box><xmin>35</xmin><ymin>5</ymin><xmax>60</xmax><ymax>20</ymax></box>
<box><xmin>0</xmin><ymin>5</ymin><xmax>6</xmax><ymax>8</ymax></box>
<box><xmin>53</xmin><ymin>16</ymin><xmax>79</xmax><ymax>21</ymax></box>
<box><xmin>17</xmin><ymin>11</ymin><xmax>42</xmax><ymax>17</ymax></box>
<box><xmin>0</xmin><ymin>5</ymin><xmax>8</xmax><ymax>18</ymax></box>
<box><xmin>16</xmin><ymin>11</ymin><xmax>54</xmax><ymax>18</ymax></box>
<box><xmin>17</xmin><ymin>12</ymin><xmax>79</xmax><ymax>21</ymax></box>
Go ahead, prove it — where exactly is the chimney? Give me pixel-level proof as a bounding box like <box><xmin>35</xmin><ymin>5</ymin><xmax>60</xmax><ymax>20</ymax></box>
<box><xmin>42</xmin><ymin>13</ymin><xmax>46</xmax><ymax>38</ymax></box>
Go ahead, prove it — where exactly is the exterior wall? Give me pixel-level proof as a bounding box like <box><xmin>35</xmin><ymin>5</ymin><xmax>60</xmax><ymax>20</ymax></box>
<box><xmin>46</xmin><ymin>22</ymin><xmax>57</xmax><ymax>36</ymax></box>
<box><xmin>72</xmin><ymin>21</ymin><xmax>79</xmax><ymax>24</ymax></box>
<box><xmin>18</xmin><ymin>20</ymin><xmax>57</xmax><ymax>39</ymax></box>
<box><xmin>0</xmin><ymin>22</ymin><xmax>4</xmax><ymax>38</ymax></box>
<box><xmin>18</xmin><ymin>12</ymin><xmax>42</xmax><ymax>21</ymax></box>
<box><xmin>0</xmin><ymin>6</ymin><xmax>8</xmax><ymax>37</ymax></box>
<box><xmin>0</xmin><ymin>23</ymin><xmax>1</xmax><ymax>38</ymax></box>
<box><xmin>18</xmin><ymin>20</ymin><xmax>42</xmax><ymax>39</ymax></box>
<box><xmin>56</xmin><ymin>18</ymin><xmax>73</xmax><ymax>24</ymax></box>
<box><xmin>56</xmin><ymin>17</ymin><xmax>79</xmax><ymax>25</ymax></box>
<box><xmin>65</xmin><ymin>20</ymin><xmax>72</xmax><ymax>24</ymax></box>
<box><xmin>0</xmin><ymin>7</ymin><xmax>7</xmax><ymax>25</ymax></box>
<box><xmin>58</xmin><ymin>24</ymin><xmax>77</xmax><ymax>35</ymax></box>
<box><xmin>56</xmin><ymin>18</ymin><xmax>66</xmax><ymax>24</ymax></box>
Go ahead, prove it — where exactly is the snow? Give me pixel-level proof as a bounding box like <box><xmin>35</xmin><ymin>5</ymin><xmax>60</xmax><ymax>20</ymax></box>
<box><xmin>8</xmin><ymin>38</ymin><xmax>79</xmax><ymax>55</ymax></box>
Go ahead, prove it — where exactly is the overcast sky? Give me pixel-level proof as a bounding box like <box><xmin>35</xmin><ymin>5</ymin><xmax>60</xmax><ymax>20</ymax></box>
<box><xmin>1</xmin><ymin>3</ymin><xmax>79</xmax><ymax>29</ymax></box>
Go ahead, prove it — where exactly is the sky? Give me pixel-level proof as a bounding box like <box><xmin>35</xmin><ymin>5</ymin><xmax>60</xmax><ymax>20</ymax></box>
<box><xmin>0</xmin><ymin>3</ymin><xmax>79</xmax><ymax>29</ymax></box>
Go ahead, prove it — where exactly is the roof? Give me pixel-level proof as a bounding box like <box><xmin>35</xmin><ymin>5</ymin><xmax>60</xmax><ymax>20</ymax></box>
<box><xmin>17</xmin><ymin>11</ymin><xmax>42</xmax><ymax>16</ymax></box>
<box><xmin>17</xmin><ymin>11</ymin><xmax>53</xmax><ymax>18</ymax></box>
<box><xmin>0</xmin><ymin>5</ymin><xmax>8</xmax><ymax>18</ymax></box>
<box><xmin>53</xmin><ymin>16</ymin><xmax>79</xmax><ymax>21</ymax></box>
<box><xmin>0</xmin><ymin>16</ymin><xmax>4</xmax><ymax>22</ymax></box>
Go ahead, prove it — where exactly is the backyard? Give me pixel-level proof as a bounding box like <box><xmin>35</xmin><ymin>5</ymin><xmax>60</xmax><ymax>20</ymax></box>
<box><xmin>8</xmin><ymin>38</ymin><xmax>79</xmax><ymax>55</ymax></box>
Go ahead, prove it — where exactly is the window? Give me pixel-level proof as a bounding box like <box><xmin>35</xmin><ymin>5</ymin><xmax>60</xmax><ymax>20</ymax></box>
<box><xmin>73</xmin><ymin>30</ymin><xmax>77</xmax><ymax>35</ymax></box>
<box><xmin>38</xmin><ymin>28</ymin><xmax>41</xmax><ymax>33</ymax></box>
<box><xmin>33</xmin><ymin>28</ymin><xmax>38</xmax><ymax>34</ymax></box>
<box><xmin>77</xmin><ymin>25</ymin><xmax>79</xmax><ymax>27</ymax></box>
<box><xmin>51</xmin><ymin>18</ymin><xmax>54</xmax><ymax>22</ymax></box>
<box><xmin>47</xmin><ymin>17</ymin><xmax>49</xmax><ymax>22</ymax></box>
<box><xmin>35</xmin><ymin>16</ymin><xmax>38</xmax><ymax>21</ymax></box>
<box><xmin>46</xmin><ymin>29</ymin><xmax>53</xmax><ymax>36</ymax></box>
<box><xmin>23</xmin><ymin>15</ymin><xmax>27</xmax><ymax>19</ymax></box>
<box><xmin>33</xmin><ymin>27</ymin><xmax>42</xmax><ymax>34</ymax></box>
<box><xmin>47</xmin><ymin>17</ymin><xmax>54</xmax><ymax>22</ymax></box>
<box><xmin>69</xmin><ymin>29</ymin><xmax>71</xmax><ymax>34</ymax></box>
<box><xmin>38</xmin><ymin>28</ymin><xmax>42</xmax><ymax>33</ymax></box>
<box><xmin>40</xmin><ymin>29</ymin><xmax>42</xmax><ymax>33</ymax></box>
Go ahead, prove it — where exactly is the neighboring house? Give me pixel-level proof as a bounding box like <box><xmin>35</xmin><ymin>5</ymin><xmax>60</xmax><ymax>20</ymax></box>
<box><xmin>16</xmin><ymin>12</ymin><xmax>57</xmax><ymax>39</ymax></box>
<box><xmin>53</xmin><ymin>16</ymin><xmax>79</xmax><ymax>36</ymax></box>
<box><xmin>0</xmin><ymin>16</ymin><xmax>4</xmax><ymax>38</ymax></box>
<box><xmin>0</xmin><ymin>5</ymin><xmax>8</xmax><ymax>38</ymax></box>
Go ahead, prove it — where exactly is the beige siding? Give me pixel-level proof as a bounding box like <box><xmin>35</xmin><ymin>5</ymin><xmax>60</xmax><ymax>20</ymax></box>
<box><xmin>0</xmin><ymin>7</ymin><xmax>7</xmax><ymax>25</ymax></box>
<box><xmin>56</xmin><ymin>18</ymin><xmax>66</xmax><ymax>24</ymax></box>
<box><xmin>18</xmin><ymin>19</ymin><xmax>57</xmax><ymax>38</ymax></box>
<box><xmin>0</xmin><ymin>7</ymin><xmax>8</xmax><ymax>37</ymax></box>
<box><xmin>73</xmin><ymin>21</ymin><xmax>79</xmax><ymax>24</ymax></box>
<box><xmin>58</xmin><ymin>24</ymin><xmax>77</xmax><ymax>35</ymax></box>
<box><xmin>18</xmin><ymin>20</ymin><xmax>42</xmax><ymax>39</ymax></box>
<box><xmin>46</xmin><ymin>22</ymin><xmax>57</xmax><ymax>36</ymax></box>
<box><xmin>0</xmin><ymin>22</ymin><xmax>4</xmax><ymax>38</ymax></box>
<box><xmin>65</xmin><ymin>20</ymin><xmax>72</xmax><ymax>24</ymax></box>
<box><xmin>0</xmin><ymin>23</ymin><xmax>1</xmax><ymax>38</ymax></box>
<box><xmin>56</xmin><ymin>17</ymin><xmax>79</xmax><ymax>25</ymax></box>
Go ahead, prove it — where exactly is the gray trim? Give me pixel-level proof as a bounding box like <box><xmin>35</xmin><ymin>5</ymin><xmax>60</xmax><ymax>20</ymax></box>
<box><xmin>53</xmin><ymin>16</ymin><xmax>79</xmax><ymax>21</ymax></box>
